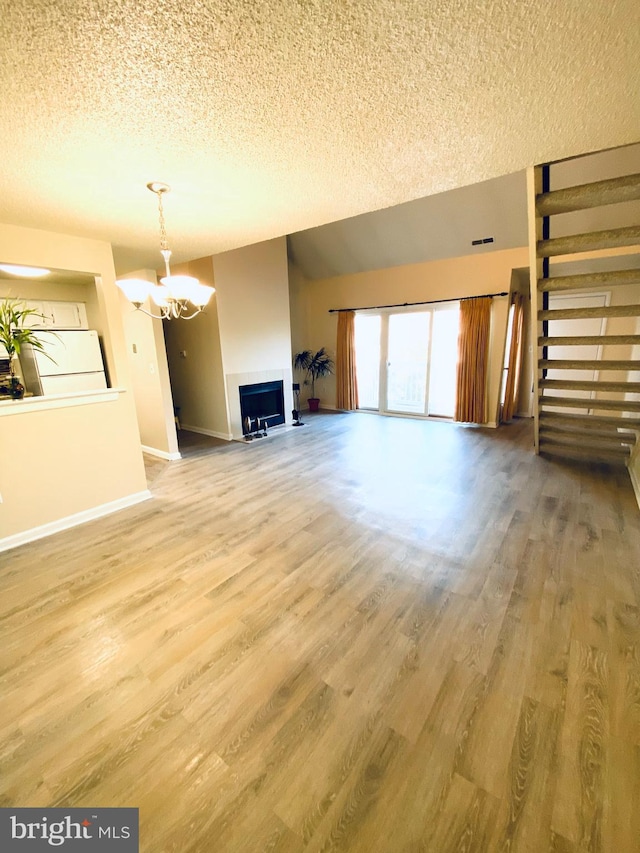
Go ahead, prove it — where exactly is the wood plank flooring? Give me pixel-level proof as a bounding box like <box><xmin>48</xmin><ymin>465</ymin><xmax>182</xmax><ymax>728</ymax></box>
<box><xmin>2</xmin><ymin>413</ymin><xmax>640</xmax><ymax>852</ymax></box>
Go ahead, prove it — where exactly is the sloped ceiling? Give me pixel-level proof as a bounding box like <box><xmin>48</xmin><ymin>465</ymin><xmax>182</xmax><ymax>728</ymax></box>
<box><xmin>288</xmin><ymin>171</ymin><xmax>528</xmax><ymax>279</ymax></box>
<box><xmin>0</xmin><ymin>1</ymin><xmax>639</xmax><ymax>274</ymax></box>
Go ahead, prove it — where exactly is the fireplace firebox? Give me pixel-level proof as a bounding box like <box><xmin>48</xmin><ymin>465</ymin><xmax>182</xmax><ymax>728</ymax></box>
<box><xmin>239</xmin><ymin>380</ymin><xmax>285</xmax><ymax>437</ymax></box>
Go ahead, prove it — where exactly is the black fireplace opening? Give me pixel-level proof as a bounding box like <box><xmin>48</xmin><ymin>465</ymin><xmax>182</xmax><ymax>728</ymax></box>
<box><xmin>239</xmin><ymin>380</ymin><xmax>285</xmax><ymax>435</ymax></box>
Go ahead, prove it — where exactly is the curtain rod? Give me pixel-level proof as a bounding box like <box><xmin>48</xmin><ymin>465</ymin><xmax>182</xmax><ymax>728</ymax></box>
<box><xmin>328</xmin><ymin>292</ymin><xmax>509</xmax><ymax>313</ymax></box>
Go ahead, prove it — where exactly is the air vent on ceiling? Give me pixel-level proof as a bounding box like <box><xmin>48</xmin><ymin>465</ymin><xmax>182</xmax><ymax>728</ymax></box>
<box><xmin>471</xmin><ymin>237</ymin><xmax>495</xmax><ymax>246</ymax></box>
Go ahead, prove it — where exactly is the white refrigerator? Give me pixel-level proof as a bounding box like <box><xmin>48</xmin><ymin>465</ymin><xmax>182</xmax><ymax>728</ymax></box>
<box><xmin>20</xmin><ymin>330</ymin><xmax>108</xmax><ymax>395</ymax></box>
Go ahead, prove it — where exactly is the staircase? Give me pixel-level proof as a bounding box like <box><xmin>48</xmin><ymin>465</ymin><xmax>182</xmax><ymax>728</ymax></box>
<box><xmin>527</xmin><ymin>153</ymin><xmax>640</xmax><ymax>465</ymax></box>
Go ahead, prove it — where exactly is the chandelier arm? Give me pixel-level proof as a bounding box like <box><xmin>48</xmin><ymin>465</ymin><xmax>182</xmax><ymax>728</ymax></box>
<box><xmin>177</xmin><ymin>306</ymin><xmax>205</xmax><ymax>320</ymax></box>
<box><xmin>130</xmin><ymin>304</ymin><xmax>167</xmax><ymax>320</ymax></box>
<box><xmin>114</xmin><ymin>183</ymin><xmax>211</xmax><ymax>321</ymax></box>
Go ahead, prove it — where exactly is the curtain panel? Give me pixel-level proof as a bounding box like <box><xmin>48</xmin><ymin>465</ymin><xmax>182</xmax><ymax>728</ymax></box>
<box><xmin>454</xmin><ymin>296</ymin><xmax>492</xmax><ymax>424</ymax></box>
<box><xmin>501</xmin><ymin>292</ymin><xmax>525</xmax><ymax>423</ymax></box>
<box><xmin>336</xmin><ymin>310</ymin><xmax>359</xmax><ymax>410</ymax></box>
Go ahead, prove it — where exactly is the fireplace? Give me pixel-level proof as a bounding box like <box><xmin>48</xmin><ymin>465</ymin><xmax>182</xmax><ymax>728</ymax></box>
<box><xmin>239</xmin><ymin>380</ymin><xmax>285</xmax><ymax>436</ymax></box>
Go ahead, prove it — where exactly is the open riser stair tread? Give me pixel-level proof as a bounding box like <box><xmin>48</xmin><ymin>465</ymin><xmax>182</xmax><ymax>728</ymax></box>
<box><xmin>540</xmin><ymin>378</ymin><xmax>640</xmax><ymax>393</ymax></box>
<box><xmin>539</xmin><ymin>358</ymin><xmax>640</xmax><ymax>371</ymax></box>
<box><xmin>540</xmin><ymin>440</ymin><xmax>629</xmax><ymax>467</ymax></box>
<box><xmin>539</xmin><ymin>438</ymin><xmax>631</xmax><ymax>461</ymax></box>
<box><xmin>538</xmin><ymin>304</ymin><xmax>640</xmax><ymax>321</ymax></box>
<box><xmin>540</xmin><ymin>441</ymin><xmax>631</xmax><ymax>460</ymax></box>
<box><xmin>537</xmin><ymin>225</ymin><xmax>640</xmax><ymax>257</ymax></box>
<box><xmin>539</xmin><ymin>396</ymin><xmax>640</xmax><ymax>412</ymax></box>
<box><xmin>539</xmin><ymin>334</ymin><xmax>640</xmax><ymax>347</ymax></box>
<box><xmin>538</xmin><ymin>269</ymin><xmax>640</xmax><ymax>292</ymax></box>
<box><xmin>539</xmin><ymin>411</ymin><xmax>640</xmax><ymax>429</ymax></box>
<box><xmin>540</xmin><ymin>433</ymin><xmax>630</xmax><ymax>453</ymax></box>
<box><xmin>535</xmin><ymin>172</ymin><xmax>640</xmax><ymax>216</ymax></box>
<box><xmin>539</xmin><ymin>424</ymin><xmax>636</xmax><ymax>444</ymax></box>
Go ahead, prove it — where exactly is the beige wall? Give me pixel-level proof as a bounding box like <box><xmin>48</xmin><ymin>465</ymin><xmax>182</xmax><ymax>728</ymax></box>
<box><xmin>161</xmin><ymin>240</ymin><xmax>295</xmax><ymax>441</ymax></box>
<box><xmin>214</xmin><ymin>237</ymin><xmax>294</xmax><ymax>438</ymax></box>
<box><xmin>511</xmin><ymin>267</ymin><xmax>534</xmax><ymax>418</ymax></box>
<box><xmin>162</xmin><ymin>256</ymin><xmax>230</xmax><ymax>439</ymax></box>
<box><xmin>0</xmin><ymin>223</ymin><xmax>147</xmax><ymax>547</ymax></box>
<box><xmin>118</xmin><ymin>269</ymin><xmax>179</xmax><ymax>457</ymax></box>
<box><xmin>291</xmin><ymin>246</ymin><xmax>528</xmax><ymax>426</ymax></box>
<box><xmin>0</xmin><ymin>397</ymin><xmax>148</xmax><ymax>540</ymax></box>
<box><xmin>214</xmin><ymin>237</ymin><xmax>293</xmax><ymax>374</ymax></box>
<box><xmin>288</xmin><ymin>260</ymin><xmax>309</xmax><ymax>358</ymax></box>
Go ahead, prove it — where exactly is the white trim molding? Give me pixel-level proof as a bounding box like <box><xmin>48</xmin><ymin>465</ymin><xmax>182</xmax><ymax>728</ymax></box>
<box><xmin>141</xmin><ymin>445</ymin><xmax>182</xmax><ymax>461</ymax></box>
<box><xmin>0</xmin><ymin>490</ymin><xmax>152</xmax><ymax>553</ymax></box>
<box><xmin>0</xmin><ymin>387</ymin><xmax>126</xmax><ymax>417</ymax></box>
<box><xmin>180</xmin><ymin>424</ymin><xmax>233</xmax><ymax>441</ymax></box>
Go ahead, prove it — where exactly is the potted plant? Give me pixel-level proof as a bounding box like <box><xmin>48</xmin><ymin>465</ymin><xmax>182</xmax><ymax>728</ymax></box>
<box><xmin>293</xmin><ymin>347</ymin><xmax>334</xmax><ymax>412</ymax></box>
<box><xmin>0</xmin><ymin>298</ymin><xmax>53</xmax><ymax>399</ymax></box>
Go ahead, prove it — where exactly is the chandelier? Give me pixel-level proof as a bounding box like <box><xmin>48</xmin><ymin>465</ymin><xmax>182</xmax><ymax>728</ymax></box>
<box><xmin>116</xmin><ymin>183</ymin><xmax>214</xmax><ymax>319</ymax></box>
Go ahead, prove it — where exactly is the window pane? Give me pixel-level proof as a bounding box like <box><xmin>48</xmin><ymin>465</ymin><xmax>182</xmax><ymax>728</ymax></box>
<box><xmin>428</xmin><ymin>306</ymin><xmax>460</xmax><ymax>417</ymax></box>
<box><xmin>387</xmin><ymin>312</ymin><xmax>430</xmax><ymax>414</ymax></box>
<box><xmin>355</xmin><ymin>313</ymin><xmax>381</xmax><ymax>409</ymax></box>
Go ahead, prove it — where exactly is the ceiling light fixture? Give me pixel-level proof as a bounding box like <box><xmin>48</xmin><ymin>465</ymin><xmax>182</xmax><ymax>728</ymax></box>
<box><xmin>0</xmin><ymin>264</ymin><xmax>51</xmax><ymax>278</ymax></box>
<box><xmin>116</xmin><ymin>183</ymin><xmax>214</xmax><ymax>319</ymax></box>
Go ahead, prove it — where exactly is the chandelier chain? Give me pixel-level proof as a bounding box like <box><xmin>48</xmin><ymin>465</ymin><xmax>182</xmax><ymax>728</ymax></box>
<box><xmin>157</xmin><ymin>192</ymin><xmax>169</xmax><ymax>253</ymax></box>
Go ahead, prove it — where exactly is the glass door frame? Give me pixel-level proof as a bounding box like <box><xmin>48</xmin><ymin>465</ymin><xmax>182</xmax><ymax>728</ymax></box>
<box><xmin>356</xmin><ymin>301</ymin><xmax>459</xmax><ymax>419</ymax></box>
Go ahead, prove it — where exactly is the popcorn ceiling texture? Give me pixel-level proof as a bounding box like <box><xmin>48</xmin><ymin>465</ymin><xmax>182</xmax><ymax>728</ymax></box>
<box><xmin>0</xmin><ymin>0</ymin><xmax>638</xmax><ymax>272</ymax></box>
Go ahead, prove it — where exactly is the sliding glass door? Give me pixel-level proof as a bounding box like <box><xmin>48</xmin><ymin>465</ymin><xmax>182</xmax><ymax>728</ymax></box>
<box><xmin>387</xmin><ymin>312</ymin><xmax>430</xmax><ymax>413</ymax></box>
<box><xmin>355</xmin><ymin>304</ymin><xmax>460</xmax><ymax>418</ymax></box>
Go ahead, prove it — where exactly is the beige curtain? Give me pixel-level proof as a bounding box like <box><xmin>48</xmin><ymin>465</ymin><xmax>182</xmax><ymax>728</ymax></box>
<box><xmin>455</xmin><ymin>296</ymin><xmax>492</xmax><ymax>423</ymax></box>
<box><xmin>501</xmin><ymin>292</ymin><xmax>525</xmax><ymax>423</ymax></box>
<box><xmin>336</xmin><ymin>310</ymin><xmax>359</xmax><ymax>410</ymax></box>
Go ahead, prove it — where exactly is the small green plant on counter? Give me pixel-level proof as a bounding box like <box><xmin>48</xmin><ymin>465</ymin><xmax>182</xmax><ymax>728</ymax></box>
<box><xmin>0</xmin><ymin>299</ymin><xmax>56</xmax><ymax>397</ymax></box>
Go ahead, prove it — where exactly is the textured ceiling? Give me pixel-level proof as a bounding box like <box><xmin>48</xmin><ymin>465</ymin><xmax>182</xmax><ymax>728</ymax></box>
<box><xmin>0</xmin><ymin>0</ymin><xmax>639</xmax><ymax>274</ymax></box>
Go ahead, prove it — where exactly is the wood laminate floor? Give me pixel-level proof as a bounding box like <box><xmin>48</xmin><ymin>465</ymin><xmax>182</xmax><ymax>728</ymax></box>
<box><xmin>2</xmin><ymin>413</ymin><xmax>640</xmax><ymax>852</ymax></box>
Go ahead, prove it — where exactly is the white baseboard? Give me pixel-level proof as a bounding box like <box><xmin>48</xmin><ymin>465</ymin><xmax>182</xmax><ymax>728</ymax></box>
<box><xmin>141</xmin><ymin>444</ymin><xmax>182</xmax><ymax>461</ymax></box>
<box><xmin>0</xmin><ymin>490</ymin><xmax>152</xmax><ymax>554</ymax></box>
<box><xmin>180</xmin><ymin>424</ymin><xmax>233</xmax><ymax>441</ymax></box>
